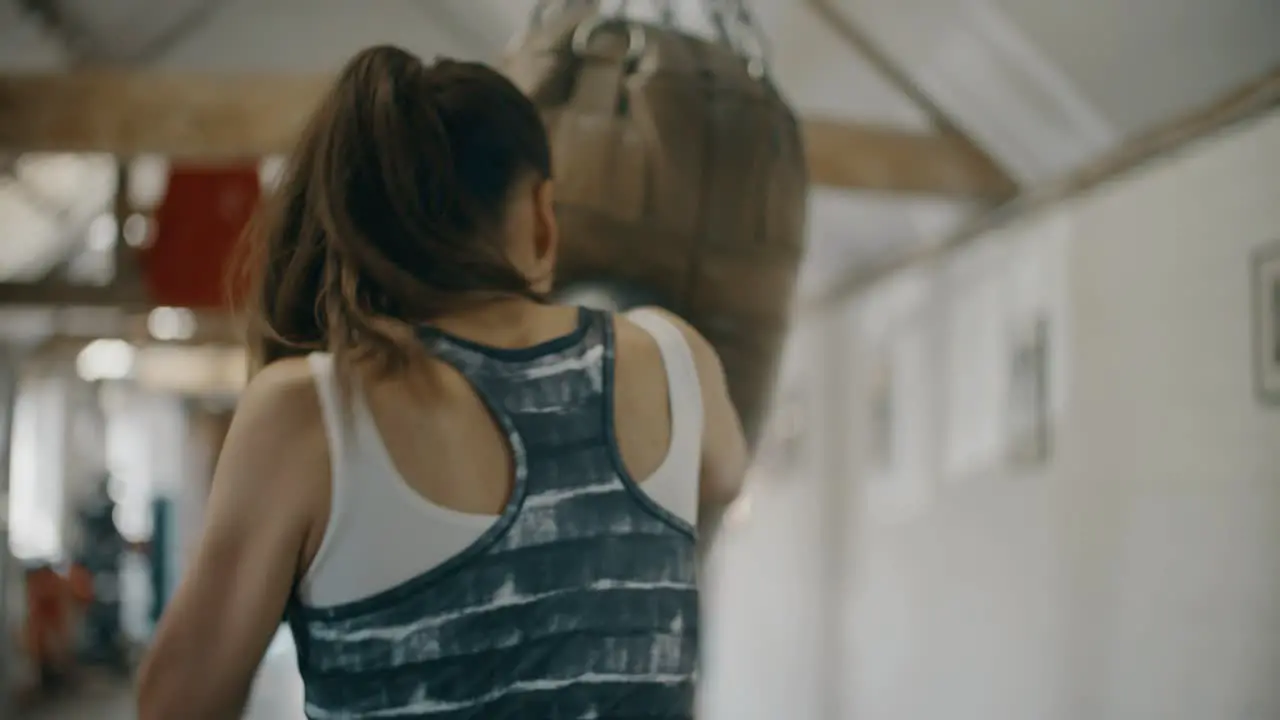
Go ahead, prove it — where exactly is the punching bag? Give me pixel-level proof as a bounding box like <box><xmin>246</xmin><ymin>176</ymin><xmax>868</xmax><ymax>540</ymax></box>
<box><xmin>502</xmin><ymin>1</ymin><xmax>810</xmax><ymax>446</ymax></box>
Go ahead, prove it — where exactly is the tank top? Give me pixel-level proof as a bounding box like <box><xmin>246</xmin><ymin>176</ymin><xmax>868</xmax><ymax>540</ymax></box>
<box><xmin>286</xmin><ymin>307</ymin><xmax>704</xmax><ymax>720</ymax></box>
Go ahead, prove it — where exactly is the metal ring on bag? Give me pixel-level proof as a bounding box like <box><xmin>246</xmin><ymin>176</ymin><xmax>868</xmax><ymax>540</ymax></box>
<box><xmin>571</xmin><ymin>16</ymin><xmax>647</xmax><ymax>65</ymax></box>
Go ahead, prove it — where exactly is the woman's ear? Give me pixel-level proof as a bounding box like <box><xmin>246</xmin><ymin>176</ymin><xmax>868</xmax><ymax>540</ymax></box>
<box><xmin>531</xmin><ymin>179</ymin><xmax>559</xmax><ymax>291</ymax></box>
<box><xmin>533</xmin><ymin>179</ymin><xmax>558</xmax><ymax>263</ymax></box>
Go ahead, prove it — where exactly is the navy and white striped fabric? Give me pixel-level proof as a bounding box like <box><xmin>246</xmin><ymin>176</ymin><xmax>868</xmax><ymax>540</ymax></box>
<box><xmin>286</xmin><ymin>308</ymin><xmax>699</xmax><ymax>720</ymax></box>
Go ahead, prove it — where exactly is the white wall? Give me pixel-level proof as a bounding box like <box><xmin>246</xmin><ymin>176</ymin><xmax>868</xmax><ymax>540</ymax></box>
<box><xmin>835</xmin><ymin>200</ymin><xmax>1072</xmax><ymax>720</ymax></box>
<box><xmin>1063</xmin><ymin>108</ymin><xmax>1280</xmax><ymax>720</ymax></box>
<box><xmin>700</xmin><ymin>318</ymin><xmax>833</xmax><ymax>720</ymax></box>
<box><xmin>831</xmin><ymin>107</ymin><xmax>1280</xmax><ymax>720</ymax></box>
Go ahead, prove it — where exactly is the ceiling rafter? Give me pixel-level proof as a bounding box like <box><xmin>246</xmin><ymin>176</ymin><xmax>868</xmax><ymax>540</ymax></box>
<box><xmin>0</xmin><ymin>70</ymin><xmax>1017</xmax><ymax>198</ymax></box>
<box><xmin>15</xmin><ymin>0</ymin><xmax>230</xmax><ymax>66</ymax></box>
<box><xmin>813</xmin><ymin>63</ymin><xmax>1280</xmax><ymax>307</ymax></box>
<box><xmin>804</xmin><ymin>0</ymin><xmax>1018</xmax><ymax>198</ymax></box>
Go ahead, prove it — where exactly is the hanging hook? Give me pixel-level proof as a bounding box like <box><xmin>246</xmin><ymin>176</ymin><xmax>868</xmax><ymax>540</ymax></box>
<box><xmin>700</xmin><ymin>0</ymin><xmax>771</xmax><ymax>79</ymax></box>
<box><xmin>507</xmin><ymin>0</ymin><xmax>557</xmax><ymax>53</ymax></box>
<box><xmin>597</xmin><ymin>0</ymin><xmax>629</xmax><ymax>17</ymax></box>
<box><xmin>730</xmin><ymin>0</ymin><xmax>771</xmax><ymax>79</ymax></box>
<box><xmin>704</xmin><ymin>0</ymin><xmax>736</xmax><ymax>49</ymax></box>
<box><xmin>571</xmin><ymin>14</ymin><xmax>648</xmax><ymax>65</ymax></box>
<box><xmin>655</xmin><ymin>0</ymin><xmax>677</xmax><ymax>25</ymax></box>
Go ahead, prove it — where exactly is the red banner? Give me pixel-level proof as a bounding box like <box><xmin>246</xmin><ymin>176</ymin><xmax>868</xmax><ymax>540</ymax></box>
<box><xmin>141</xmin><ymin>165</ymin><xmax>259</xmax><ymax>309</ymax></box>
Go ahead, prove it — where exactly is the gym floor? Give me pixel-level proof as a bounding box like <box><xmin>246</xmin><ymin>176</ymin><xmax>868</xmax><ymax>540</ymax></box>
<box><xmin>25</xmin><ymin>674</ymin><xmax>134</xmax><ymax>720</ymax></box>
<box><xmin>22</xmin><ymin>629</ymin><xmax>308</xmax><ymax>719</ymax></box>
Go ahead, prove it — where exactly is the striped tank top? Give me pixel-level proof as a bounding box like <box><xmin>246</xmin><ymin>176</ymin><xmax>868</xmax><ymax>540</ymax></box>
<box><xmin>286</xmin><ymin>308</ymin><xmax>700</xmax><ymax>719</ymax></box>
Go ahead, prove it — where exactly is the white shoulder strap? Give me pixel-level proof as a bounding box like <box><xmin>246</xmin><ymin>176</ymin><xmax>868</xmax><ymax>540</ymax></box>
<box><xmin>306</xmin><ymin>352</ymin><xmax>346</xmax><ymax>466</ymax></box>
<box><xmin>299</xmin><ymin>352</ymin><xmax>350</xmax><ymax>597</ymax></box>
<box><xmin>625</xmin><ymin>309</ymin><xmax>704</xmax><ymax>472</ymax></box>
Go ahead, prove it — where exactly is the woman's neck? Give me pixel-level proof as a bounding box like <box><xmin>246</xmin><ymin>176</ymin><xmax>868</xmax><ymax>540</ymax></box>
<box><xmin>425</xmin><ymin>296</ymin><xmax>576</xmax><ymax>349</ymax></box>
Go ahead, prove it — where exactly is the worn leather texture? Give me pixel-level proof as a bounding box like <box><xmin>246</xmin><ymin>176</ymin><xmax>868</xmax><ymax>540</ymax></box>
<box><xmin>502</xmin><ymin>10</ymin><xmax>810</xmax><ymax>445</ymax></box>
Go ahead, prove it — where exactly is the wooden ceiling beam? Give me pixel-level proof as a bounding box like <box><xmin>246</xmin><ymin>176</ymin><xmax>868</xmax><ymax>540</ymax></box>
<box><xmin>812</xmin><ymin>63</ymin><xmax>1280</xmax><ymax>307</ymax></box>
<box><xmin>0</xmin><ymin>72</ymin><xmax>331</xmax><ymax>160</ymax></box>
<box><xmin>803</xmin><ymin>118</ymin><xmax>1014</xmax><ymax>198</ymax></box>
<box><xmin>0</xmin><ymin>71</ymin><xmax>1016</xmax><ymax>199</ymax></box>
<box><xmin>0</xmin><ymin>285</ymin><xmax>243</xmax><ymax>344</ymax></box>
<box><xmin>804</xmin><ymin>0</ymin><xmax>1017</xmax><ymax>197</ymax></box>
<box><xmin>0</xmin><ymin>279</ymin><xmax>151</xmax><ymax>309</ymax></box>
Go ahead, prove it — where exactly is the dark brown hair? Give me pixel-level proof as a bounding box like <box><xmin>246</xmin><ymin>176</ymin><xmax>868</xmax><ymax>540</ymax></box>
<box><xmin>235</xmin><ymin>45</ymin><xmax>552</xmax><ymax>375</ymax></box>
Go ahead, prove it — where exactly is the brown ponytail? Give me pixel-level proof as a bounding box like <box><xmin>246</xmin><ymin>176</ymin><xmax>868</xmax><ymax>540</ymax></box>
<box><xmin>235</xmin><ymin>45</ymin><xmax>552</xmax><ymax>376</ymax></box>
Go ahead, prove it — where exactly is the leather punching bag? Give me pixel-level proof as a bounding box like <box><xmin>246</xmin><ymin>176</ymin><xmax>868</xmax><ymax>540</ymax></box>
<box><xmin>501</xmin><ymin>3</ymin><xmax>810</xmax><ymax>446</ymax></box>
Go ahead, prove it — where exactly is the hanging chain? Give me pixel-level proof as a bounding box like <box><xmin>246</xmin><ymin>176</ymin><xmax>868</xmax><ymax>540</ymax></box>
<box><xmin>527</xmin><ymin>0</ymin><xmax>553</xmax><ymax>31</ymax></box>
<box><xmin>524</xmin><ymin>0</ymin><xmax>596</xmax><ymax>33</ymax></box>
<box><xmin>703</xmin><ymin>0</ymin><xmax>771</xmax><ymax>77</ymax></box>
<box><xmin>733</xmin><ymin>0</ymin><xmax>772</xmax><ymax>75</ymax></box>
<box><xmin>704</xmin><ymin>0</ymin><xmax>734</xmax><ymax>48</ymax></box>
<box><xmin>510</xmin><ymin>0</ymin><xmax>554</xmax><ymax>50</ymax></box>
<box><xmin>521</xmin><ymin>0</ymin><xmax>772</xmax><ymax>79</ymax></box>
<box><xmin>654</xmin><ymin>0</ymin><xmax>677</xmax><ymax>25</ymax></box>
<box><xmin>596</xmin><ymin>0</ymin><xmax>630</xmax><ymax>17</ymax></box>
<box><xmin>511</xmin><ymin>0</ymin><xmax>596</xmax><ymax>53</ymax></box>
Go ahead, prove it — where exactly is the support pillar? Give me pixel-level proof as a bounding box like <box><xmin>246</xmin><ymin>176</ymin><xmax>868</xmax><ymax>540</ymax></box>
<box><xmin>0</xmin><ymin>346</ymin><xmax>21</xmax><ymax>710</ymax></box>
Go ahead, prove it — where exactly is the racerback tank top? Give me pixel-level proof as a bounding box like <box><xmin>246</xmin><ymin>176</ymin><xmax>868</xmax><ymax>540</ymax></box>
<box><xmin>286</xmin><ymin>307</ymin><xmax>703</xmax><ymax>720</ymax></box>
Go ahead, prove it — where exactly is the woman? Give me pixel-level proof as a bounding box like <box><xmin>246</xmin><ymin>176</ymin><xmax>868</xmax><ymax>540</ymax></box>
<box><xmin>136</xmin><ymin>45</ymin><xmax>748</xmax><ymax>720</ymax></box>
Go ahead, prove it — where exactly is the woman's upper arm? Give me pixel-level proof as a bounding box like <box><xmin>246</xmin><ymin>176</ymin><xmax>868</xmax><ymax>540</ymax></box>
<box><xmin>686</xmin><ymin>330</ymin><xmax>749</xmax><ymax>510</ymax></box>
<box><xmin>137</xmin><ymin>358</ymin><xmax>329</xmax><ymax>720</ymax></box>
<box><xmin>628</xmin><ymin>307</ymin><xmax>749</xmax><ymax>510</ymax></box>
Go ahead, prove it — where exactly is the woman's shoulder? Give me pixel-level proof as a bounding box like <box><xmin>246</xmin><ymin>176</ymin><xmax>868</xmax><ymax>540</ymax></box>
<box><xmin>219</xmin><ymin>355</ymin><xmax>332</xmax><ymax>514</ymax></box>
<box><xmin>235</xmin><ymin>356</ymin><xmax>330</xmax><ymax>455</ymax></box>
<box><xmin>245</xmin><ymin>356</ymin><xmax>324</xmax><ymax>411</ymax></box>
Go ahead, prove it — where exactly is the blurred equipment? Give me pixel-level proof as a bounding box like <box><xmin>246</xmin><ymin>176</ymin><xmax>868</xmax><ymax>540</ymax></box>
<box><xmin>149</xmin><ymin>496</ymin><xmax>174</xmax><ymax>625</ymax></box>
<box><xmin>504</xmin><ymin>0</ymin><xmax>810</xmax><ymax>445</ymax></box>
<box><xmin>20</xmin><ymin>564</ymin><xmax>83</xmax><ymax>691</ymax></box>
<box><xmin>70</xmin><ymin>476</ymin><xmax>129</xmax><ymax>671</ymax></box>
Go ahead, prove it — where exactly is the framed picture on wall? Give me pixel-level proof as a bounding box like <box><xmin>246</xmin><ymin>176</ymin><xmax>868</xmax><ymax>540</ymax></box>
<box><xmin>1006</xmin><ymin>314</ymin><xmax>1052</xmax><ymax>466</ymax></box>
<box><xmin>1254</xmin><ymin>240</ymin><xmax>1280</xmax><ymax>404</ymax></box>
<box><xmin>867</xmin><ymin>352</ymin><xmax>895</xmax><ymax>478</ymax></box>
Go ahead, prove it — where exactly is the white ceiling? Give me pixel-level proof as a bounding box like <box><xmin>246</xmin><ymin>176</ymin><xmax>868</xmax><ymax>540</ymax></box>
<box><xmin>0</xmin><ymin>0</ymin><xmax>1276</xmax><ymax>296</ymax></box>
<box><xmin>994</xmin><ymin>0</ymin><xmax>1280</xmax><ymax>134</ymax></box>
